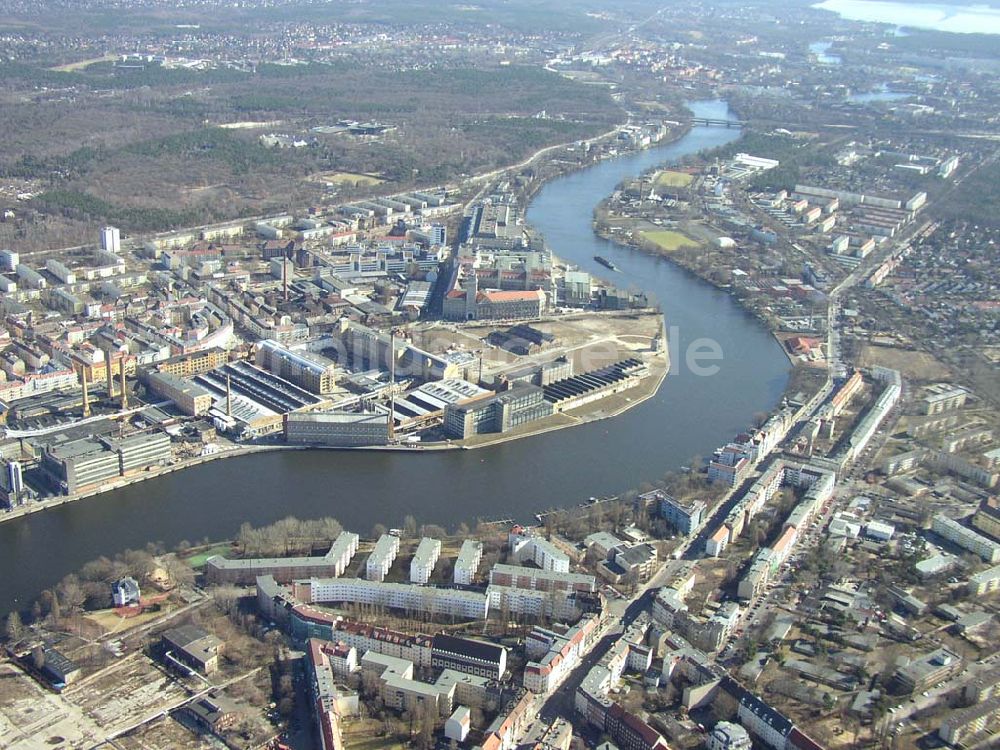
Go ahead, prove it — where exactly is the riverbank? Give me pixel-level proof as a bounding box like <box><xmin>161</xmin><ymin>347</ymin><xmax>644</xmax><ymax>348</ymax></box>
<box><xmin>0</xmin><ymin>322</ymin><xmax>669</xmax><ymax>525</ymax></box>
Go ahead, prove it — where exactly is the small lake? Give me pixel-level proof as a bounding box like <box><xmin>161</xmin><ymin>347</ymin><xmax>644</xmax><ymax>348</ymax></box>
<box><xmin>814</xmin><ymin>0</ymin><xmax>1000</xmax><ymax>35</ymax></box>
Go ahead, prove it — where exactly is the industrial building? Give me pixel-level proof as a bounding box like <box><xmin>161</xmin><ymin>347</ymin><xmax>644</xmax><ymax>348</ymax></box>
<box><xmin>391</xmin><ymin>379</ymin><xmax>489</xmax><ymax>431</ymax></box>
<box><xmin>285</xmin><ymin>408</ymin><xmax>390</xmax><ymax>447</ymax></box>
<box><xmin>256</xmin><ymin>339</ymin><xmax>338</xmax><ymax>394</ymax></box>
<box><xmin>443</xmin><ymin>384</ymin><xmax>553</xmax><ymax>439</ymax></box>
<box><xmin>41</xmin><ymin>432</ymin><xmax>172</xmax><ymax>495</ymax></box>
<box><xmin>542</xmin><ymin>359</ymin><xmax>647</xmax><ymax>413</ymax></box>
<box><xmin>194</xmin><ymin>360</ymin><xmax>327</xmax><ymax>438</ymax></box>
<box><xmin>146</xmin><ymin>371</ymin><xmax>214</xmax><ymax>416</ymax></box>
<box><xmin>162</xmin><ymin>625</ymin><xmax>225</xmax><ymax>675</ymax></box>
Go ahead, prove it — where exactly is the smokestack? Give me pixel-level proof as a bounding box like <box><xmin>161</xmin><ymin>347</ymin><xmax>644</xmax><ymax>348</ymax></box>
<box><xmin>81</xmin><ymin>370</ymin><xmax>91</xmax><ymax>417</ymax></box>
<box><xmin>283</xmin><ymin>257</ymin><xmax>289</xmax><ymax>302</ymax></box>
<box><xmin>226</xmin><ymin>372</ymin><xmax>232</xmax><ymax>417</ymax></box>
<box><xmin>105</xmin><ymin>349</ymin><xmax>115</xmax><ymax>400</ymax></box>
<box><xmin>120</xmin><ymin>363</ymin><xmax>128</xmax><ymax>410</ymax></box>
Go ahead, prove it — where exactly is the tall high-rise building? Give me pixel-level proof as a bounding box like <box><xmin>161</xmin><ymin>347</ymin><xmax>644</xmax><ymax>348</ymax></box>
<box><xmin>1</xmin><ymin>460</ymin><xmax>24</xmax><ymax>503</ymax></box>
<box><xmin>0</xmin><ymin>249</ymin><xmax>19</xmax><ymax>272</ymax></box>
<box><xmin>100</xmin><ymin>226</ymin><xmax>121</xmax><ymax>254</ymax></box>
<box><xmin>7</xmin><ymin>460</ymin><xmax>24</xmax><ymax>494</ymax></box>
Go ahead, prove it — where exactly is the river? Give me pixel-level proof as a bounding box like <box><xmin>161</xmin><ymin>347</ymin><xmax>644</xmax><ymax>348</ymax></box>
<box><xmin>0</xmin><ymin>100</ymin><xmax>789</xmax><ymax>615</ymax></box>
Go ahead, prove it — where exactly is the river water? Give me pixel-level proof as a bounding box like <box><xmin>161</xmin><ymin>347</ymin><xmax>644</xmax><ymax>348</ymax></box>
<box><xmin>0</xmin><ymin>100</ymin><xmax>789</xmax><ymax>615</ymax></box>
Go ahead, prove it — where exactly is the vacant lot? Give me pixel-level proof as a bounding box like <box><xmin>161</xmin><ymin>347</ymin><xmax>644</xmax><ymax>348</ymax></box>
<box><xmin>310</xmin><ymin>170</ymin><xmax>386</xmax><ymax>187</ymax></box>
<box><xmin>857</xmin><ymin>344</ymin><xmax>950</xmax><ymax>382</ymax></box>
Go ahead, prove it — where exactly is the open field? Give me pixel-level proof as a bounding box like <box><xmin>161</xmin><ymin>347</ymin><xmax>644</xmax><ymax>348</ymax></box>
<box><xmin>857</xmin><ymin>344</ymin><xmax>951</xmax><ymax>382</ymax></box>
<box><xmin>310</xmin><ymin>170</ymin><xmax>386</xmax><ymax>187</ymax></box>
<box><xmin>642</xmin><ymin>229</ymin><xmax>700</xmax><ymax>252</ymax></box>
<box><xmin>654</xmin><ymin>170</ymin><xmax>693</xmax><ymax>188</ymax></box>
<box><xmin>49</xmin><ymin>54</ymin><xmax>118</xmax><ymax>72</ymax></box>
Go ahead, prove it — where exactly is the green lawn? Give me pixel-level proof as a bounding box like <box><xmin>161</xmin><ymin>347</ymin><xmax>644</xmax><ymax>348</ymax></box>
<box><xmin>642</xmin><ymin>230</ymin><xmax>700</xmax><ymax>252</ymax></box>
<box><xmin>184</xmin><ymin>543</ymin><xmax>233</xmax><ymax>569</ymax></box>
<box><xmin>654</xmin><ymin>170</ymin><xmax>693</xmax><ymax>188</ymax></box>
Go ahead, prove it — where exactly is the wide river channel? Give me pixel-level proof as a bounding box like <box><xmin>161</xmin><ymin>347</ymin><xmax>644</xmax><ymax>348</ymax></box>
<box><xmin>0</xmin><ymin>100</ymin><xmax>789</xmax><ymax>615</ymax></box>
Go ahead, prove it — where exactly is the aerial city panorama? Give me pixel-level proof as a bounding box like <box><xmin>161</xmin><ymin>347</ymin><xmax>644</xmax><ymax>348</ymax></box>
<box><xmin>0</xmin><ymin>0</ymin><xmax>998</xmax><ymax>748</ymax></box>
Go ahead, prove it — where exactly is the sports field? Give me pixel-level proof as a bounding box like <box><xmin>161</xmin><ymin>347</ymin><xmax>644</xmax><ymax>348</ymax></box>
<box><xmin>655</xmin><ymin>170</ymin><xmax>693</xmax><ymax>188</ymax></box>
<box><xmin>642</xmin><ymin>230</ymin><xmax>699</xmax><ymax>252</ymax></box>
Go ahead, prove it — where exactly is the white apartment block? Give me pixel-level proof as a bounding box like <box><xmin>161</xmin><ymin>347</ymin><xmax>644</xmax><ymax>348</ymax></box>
<box><xmin>329</xmin><ymin>531</ymin><xmax>360</xmax><ymax>576</ymax></box>
<box><xmin>410</xmin><ymin>537</ymin><xmax>442</xmax><ymax>584</ymax></box>
<box><xmin>454</xmin><ymin>539</ymin><xmax>483</xmax><ymax>585</ymax></box>
<box><xmin>367</xmin><ymin>534</ymin><xmax>400</xmax><ymax>581</ymax></box>
<box><xmin>509</xmin><ymin>529</ymin><xmax>570</xmax><ymax>572</ymax></box>
<box><xmin>307</xmin><ymin>577</ymin><xmax>489</xmax><ymax>620</ymax></box>
<box><xmin>933</xmin><ymin>514</ymin><xmax>1000</xmax><ymax>563</ymax></box>
<box><xmin>486</xmin><ymin>584</ymin><xmax>579</xmax><ymax>621</ymax></box>
<box><xmin>488</xmin><ymin>563</ymin><xmax>596</xmax><ymax>593</ymax></box>
<box><xmin>969</xmin><ymin>564</ymin><xmax>1000</xmax><ymax>596</ymax></box>
<box><xmin>923</xmin><ymin>384</ymin><xmax>968</xmax><ymax>415</ymax></box>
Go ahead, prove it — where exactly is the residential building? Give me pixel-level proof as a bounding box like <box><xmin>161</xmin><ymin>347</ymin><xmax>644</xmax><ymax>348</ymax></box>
<box><xmin>410</xmin><ymin>537</ymin><xmax>441</xmax><ymax>584</ymax></box>
<box><xmin>939</xmin><ymin>697</ymin><xmax>1000</xmax><ymax>747</ymax></box>
<box><xmin>206</xmin><ymin>530</ymin><xmax>359</xmax><ymax>585</ymax></box>
<box><xmin>645</xmin><ymin>491</ymin><xmax>706</xmax><ymax>535</ymax></box>
<box><xmin>485</xmin><ymin>585</ymin><xmax>579</xmax><ymax>621</ymax></box>
<box><xmin>933</xmin><ymin>514</ymin><xmax>1000</xmax><ymax>563</ymax></box>
<box><xmin>112</xmin><ymin>576</ymin><xmax>141</xmax><ymax>607</ymax></box>
<box><xmin>708</xmin><ymin>457</ymin><xmax>751</xmax><ymax>488</ymax></box>
<box><xmin>922</xmin><ymin>384</ymin><xmax>968</xmax><ymax>415</ymax></box>
<box><xmin>524</xmin><ymin>616</ymin><xmax>599</xmax><ymax>695</ymax></box>
<box><xmin>454</xmin><ymin>539</ymin><xmax>483</xmax><ymax>585</ymax></box>
<box><xmin>488</xmin><ymin>563</ymin><xmax>596</xmax><ymax>594</ymax></box>
<box><xmin>367</xmin><ymin>534</ymin><xmax>400</xmax><ymax>581</ymax></box>
<box><xmin>972</xmin><ymin>498</ymin><xmax>1000</xmax><ymax>541</ymax></box>
<box><xmin>431</xmin><ymin>634</ymin><xmax>508</xmax><ymax>680</ymax></box>
<box><xmin>969</xmin><ymin>564</ymin><xmax>1000</xmax><ymax>596</ymax></box>
<box><xmin>295</xmin><ymin>577</ymin><xmax>489</xmax><ymax>620</ymax></box>
<box><xmin>508</xmin><ymin>528</ymin><xmax>570</xmax><ymax>572</ymax></box>
<box><xmin>708</xmin><ymin>721</ymin><xmax>752</xmax><ymax>750</ymax></box>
